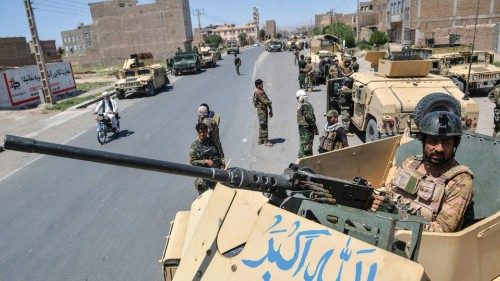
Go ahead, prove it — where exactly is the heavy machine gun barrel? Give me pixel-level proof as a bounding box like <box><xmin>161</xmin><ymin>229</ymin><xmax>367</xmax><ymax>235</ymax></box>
<box><xmin>2</xmin><ymin>135</ymin><xmax>373</xmax><ymax>209</ymax></box>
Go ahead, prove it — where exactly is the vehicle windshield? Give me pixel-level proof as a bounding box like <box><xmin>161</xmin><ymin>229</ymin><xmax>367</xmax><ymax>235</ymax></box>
<box><xmin>174</xmin><ymin>55</ymin><xmax>197</xmax><ymax>62</ymax></box>
<box><xmin>202</xmin><ymin>52</ymin><xmax>211</xmax><ymax>57</ymax></box>
<box><xmin>125</xmin><ymin>70</ymin><xmax>136</xmax><ymax>77</ymax></box>
<box><xmin>137</xmin><ymin>69</ymin><xmax>150</xmax><ymax>75</ymax></box>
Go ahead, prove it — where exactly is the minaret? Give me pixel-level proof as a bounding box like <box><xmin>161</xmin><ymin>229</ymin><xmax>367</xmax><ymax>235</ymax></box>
<box><xmin>252</xmin><ymin>6</ymin><xmax>260</xmax><ymax>27</ymax></box>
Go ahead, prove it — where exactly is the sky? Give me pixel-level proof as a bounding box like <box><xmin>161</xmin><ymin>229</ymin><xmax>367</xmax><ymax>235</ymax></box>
<box><xmin>0</xmin><ymin>0</ymin><xmax>357</xmax><ymax>46</ymax></box>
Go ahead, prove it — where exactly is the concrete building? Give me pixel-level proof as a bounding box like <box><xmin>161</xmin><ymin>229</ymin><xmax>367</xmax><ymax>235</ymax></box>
<box><xmin>265</xmin><ymin>20</ymin><xmax>277</xmax><ymax>37</ymax></box>
<box><xmin>387</xmin><ymin>0</ymin><xmax>500</xmax><ymax>52</ymax></box>
<box><xmin>29</xmin><ymin>39</ymin><xmax>62</xmax><ymax>63</ymax></box>
<box><xmin>192</xmin><ymin>25</ymin><xmax>218</xmax><ymax>47</ymax></box>
<box><xmin>61</xmin><ymin>23</ymin><xmax>94</xmax><ymax>56</ymax></box>
<box><xmin>356</xmin><ymin>0</ymin><xmax>388</xmax><ymax>40</ymax></box>
<box><xmin>211</xmin><ymin>23</ymin><xmax>258</xmax><ymax>42</ymax></box>
<box><xmin>0</xmin><ymin>37</ymin><xmax>35</xmax><ymax>67</ymax></box>
<box><xmin>86</xmin><ymin>0</ymin><xmax>192</xmax><ymax>65</ymax></box>
<box><xmin>315</xmin><ymin>11</ymin><xmax>334</xmax><ymax>27</ymax></box>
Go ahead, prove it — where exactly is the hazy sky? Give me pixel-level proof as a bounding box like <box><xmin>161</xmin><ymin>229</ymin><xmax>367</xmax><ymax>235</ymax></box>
<box><xmin>0</xmin><ymin>0</ymin><xmax>357</xmax><ymax>46</ymax></box>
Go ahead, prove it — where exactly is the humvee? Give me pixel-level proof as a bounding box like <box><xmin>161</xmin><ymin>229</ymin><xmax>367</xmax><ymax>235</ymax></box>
<box><xmin>227</xmin><ymin>40</ymin><xmax>240</xmax><ymax>54</ymax></box>
<box><xmin>327</xmin><ymin>56</ymin><xmax>479</xmax><ymax>142</ymax></box>
<box><xmin>199</xmin><ymin>49</ymin><xmax>217</xmax><ymax>68</ymax></box>
<box><xmin>114</xmin><ymin>53</ymin><xmax>169</xmax><ymax>99</ymax></box>
<box><xmin>266</xmin><ymin>40</ymin><xmax>283</xmax><ymax>52</ymax></box>
<box><xmin>310</xmin><ymin>35</ymin><xmax>343</xmax><ymax>84</ymax></box>
<box><xmin>172</xmin><ymin>52</ymin><xmax>202</xmax><ymax>76</ymax></box>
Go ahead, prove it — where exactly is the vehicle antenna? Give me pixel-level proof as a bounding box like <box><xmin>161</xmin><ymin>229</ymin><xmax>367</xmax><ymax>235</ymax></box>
<box><xmin>463</xmin><ymin>0</ymin><xmax>481</xmax><ymax>100</ymax></box>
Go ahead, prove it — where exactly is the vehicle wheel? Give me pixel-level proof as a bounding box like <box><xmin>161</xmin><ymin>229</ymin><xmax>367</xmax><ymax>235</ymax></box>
<box><xmin>146</xmin><ymin>81</ymin><xmax>155</xmax><ymax>96</ymax></box>
<box><xmin>414</xmin><ymin>92</ymin><xmax>461</xmax><ymax>127</ymax></box>
<box><xmin>97</xmin><ymin>128</ymin><xmax>106</xmax><ymax>145</ymax></box>
<box><xmin>173</xmin><ymin>69</ymin><xmax>178</xmax><ymax>76</ymax></box>
<box><xmin>116</xmin><ymin>90</ymin><xmax>125</xmax><ymax>100</ymax></box>
<box><xmin>365</xmin><ymin>118</ymin><xmax>380</xmax><ymax>143</ymax></box>
<box><xmin>196</xmin><ymin>66</ymin><xmax>201</xmax><ymax>73</ymax></box>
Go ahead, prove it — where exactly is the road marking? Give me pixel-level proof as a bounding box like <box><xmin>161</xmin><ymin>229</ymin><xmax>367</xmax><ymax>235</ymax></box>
<box><xmin>253</xmin><ymin>51</ymin><xmax>268</xmax><ymax>81</ymax></box>
<box><xmin>0</xmin><ymin>129</ymin><xmax>87</xmax><ymax>183</ymax></box>
<box><xmin>242</xmin><ymin>138</ymin><xmax>247</xmax><ymax>143</ymax></box>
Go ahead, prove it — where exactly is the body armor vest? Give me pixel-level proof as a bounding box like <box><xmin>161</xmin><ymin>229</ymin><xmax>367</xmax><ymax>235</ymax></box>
<box><xmin>319</xmin><ymin>130</ymin><xmax>344</xmax><ymax>152</ymax></box>
<box><xmin>391</xmin><ymin>156</ymin><xmax>473</xmax><ymax>221</ymax></box>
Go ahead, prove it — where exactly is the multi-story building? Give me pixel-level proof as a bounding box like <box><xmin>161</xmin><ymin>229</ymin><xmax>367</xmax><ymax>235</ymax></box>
<box><xmin>0</xmin><ymin>37</ymin><xmax>35</xmax><ymax>67</ymax></box>
<box><xmin>387</xmin><ymin>0</ymin><xmax>500</xmax><ymax>52</ymax></box>
<box><xmin>356</xmin><ymin>0</ymin><xmax>387</xmax><ymax>40</ymax></box>
<box><xmin>60</xmin><ymin>23</ymin><xmax>93</xmax><ymax>56</ymax></box>
<box><xmin>265</xmin><ymin>20</ymin><xmax>276</xmax><ymax>37</ymax></box>
<box><xmin>315</xmin><ymin>11</ymin><xmax>334</xmax><ymax>28</ymax></box>
<box><xmin>211</xmin><ymin>23</ymin><xmax>258</xmax><ymax>43</ymax></box>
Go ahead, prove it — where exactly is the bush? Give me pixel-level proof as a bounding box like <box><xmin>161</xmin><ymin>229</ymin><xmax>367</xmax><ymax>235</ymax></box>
<box><xmin>356</xmin><ymin>39</ymin><xmax>372</xmax><ymax>50</ymax></box>
<box><xmin>369</xmin><ymin>31</ymin><xmax>388</xmax><ymax>46</ymax></box>
<box><xmin>205</xmin><ymin>35</ymin><xmax>223</xmax><ymax>46</ymax></box>
<box><xmin>323</xmin><ymin>22</ymin><xmax>356</xmax><ymax>48</ymax></box>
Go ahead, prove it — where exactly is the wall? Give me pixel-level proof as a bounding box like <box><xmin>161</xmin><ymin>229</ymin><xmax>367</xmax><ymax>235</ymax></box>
<box><xmin>0</xmin><ymin>37</ymin><xmax>36</xmax><ymax>67</ymax></box>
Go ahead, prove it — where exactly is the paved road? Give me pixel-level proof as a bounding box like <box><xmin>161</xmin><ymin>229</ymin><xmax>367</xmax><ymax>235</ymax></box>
<box><xmin>1</xmin><ymin>46</ymin><xmax>359</xmax><ymax>280</ymax></box>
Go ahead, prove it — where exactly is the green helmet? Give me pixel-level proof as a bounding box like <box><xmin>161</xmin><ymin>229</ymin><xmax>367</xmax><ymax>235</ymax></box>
<box><xmin>418</xmin><ymin>111</ymin><xmax>463</xmax><ymax>137</ymax></box>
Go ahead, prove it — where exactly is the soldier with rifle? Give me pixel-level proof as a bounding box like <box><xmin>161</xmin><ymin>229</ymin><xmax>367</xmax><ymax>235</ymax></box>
<box><xmin>234</xmin><ymin>53</ymin><xmax>241</xmax><ymax>76</ymax></box>
<box><xmin>297</xmin><ymin>54</ymin><xmax>307</xmax><ymax>89</ymax></box>
<box><xmin>189</xmin><ymin>123</ymin><xmax>224</xmax><ymax>194</ymax></box>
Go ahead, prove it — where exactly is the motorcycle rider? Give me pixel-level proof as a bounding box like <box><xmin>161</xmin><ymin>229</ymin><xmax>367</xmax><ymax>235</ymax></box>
<box><xmin>94</xmin><ymin>91</ymin><xmax>119</xmax><ymax>132</ymax></box>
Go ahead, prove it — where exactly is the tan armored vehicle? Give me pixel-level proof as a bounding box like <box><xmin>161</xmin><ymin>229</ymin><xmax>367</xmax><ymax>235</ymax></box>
<box><xmin>114</xmin><ymin>53</ymin><xmax>169</xmax><ymax>99</ymax></box>
<box><xmin>310</xmin><ymin>35</ymin><xmax>344</xmax><ymax>83</ymax></box>
<box><xmin>199</xmin><ymin>47</ymin><xmax>217</xmax><ymax>68</ymax></box>
<box><xmin>3</xmin><ymin>126</ymin><xmax>498</xmax><ymax>280</ymax></box>
<box><xmin>329</xmin><ymin>54</ymin><xmax>479</xmax><ymax>142</ymax></box>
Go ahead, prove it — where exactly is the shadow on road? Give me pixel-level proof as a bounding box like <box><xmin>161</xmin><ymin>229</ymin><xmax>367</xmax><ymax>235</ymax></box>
<box><xmin>269</xmin><ymin>138</ymin><xmax>286</xmax><ymax>145</ymax></box>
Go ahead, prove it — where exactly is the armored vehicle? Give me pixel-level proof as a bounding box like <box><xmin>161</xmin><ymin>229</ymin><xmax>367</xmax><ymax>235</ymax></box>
<box><xmin>114</xmin><ymin>53</ymin><xmax>169</xmax><ymax>100</ymax></box>
<box><xmin>227</xmin><ymin>40</ymin><xmax>240</xmax><ymax>54</ymax></box>
<box><xmin>310</xmin><ymin>35</ymin><xmax>343</xmax><ymax>84</ymax></box>
<box><xmin>199</xmin><ymin>48</ymin><xmax>217</xmax><ymax>68</ymax></box>
<box><xmin>266</xmin><ymin>40</ymin><xmax>283</xmax><ymax>52</ymax></box>
<box><xmin>172</xmin><ymin>52</ymin><xmax>201</xmax><ymax>76</ymax></box>
<box><xmin>328</xmin><ymin>54</ymin><xmax>479</xmax><ymax>142</ymax></box>
<box><xmin>3</xmin><ymin>130</ymin><xmax>498</xmax><ymax>281</ymax></box>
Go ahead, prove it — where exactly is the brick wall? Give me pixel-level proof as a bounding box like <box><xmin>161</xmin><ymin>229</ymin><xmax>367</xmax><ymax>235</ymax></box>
<box><xmin>427</xmin><ymin>23</ymin><xmax>499</xmax><ymax>53</ymax></box>
<box><xmin>0</xmin><ymin>37</ymin><xmax>36</xmax><ymax>67</ymax></box>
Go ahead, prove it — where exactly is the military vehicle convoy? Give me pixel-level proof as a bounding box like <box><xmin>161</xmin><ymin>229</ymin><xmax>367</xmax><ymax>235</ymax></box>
<box><xmin>328</xmin><ymin>53</ymin><xmax>479</xmax><ymax>142</ymax></box>
<box><xmin>171</xmin><ymin>52</ymin><xmax>202</xmax><ymax>76</ymax></box>
<box><xmin>114</xmin><ymin>53</ymin><xmax>169</xmax><ymax>99</ymax></box>
<box><xmin>3</xmin><ymin>124</ymin><xmax>498</xmax><ymax>281</ymax></box>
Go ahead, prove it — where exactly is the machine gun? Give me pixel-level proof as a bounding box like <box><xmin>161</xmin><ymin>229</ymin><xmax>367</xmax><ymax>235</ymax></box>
<box><xmin>2</xmin><ymin>135</ymin><xmax>426</xmax><ymax>260</ymax></box>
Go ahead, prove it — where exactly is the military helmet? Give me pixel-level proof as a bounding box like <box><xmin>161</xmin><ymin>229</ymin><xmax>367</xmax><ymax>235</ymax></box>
<box><xmin>418</xmin><ymin>111</ymin><xmax>463</xmax><ymax>137</ymax></box>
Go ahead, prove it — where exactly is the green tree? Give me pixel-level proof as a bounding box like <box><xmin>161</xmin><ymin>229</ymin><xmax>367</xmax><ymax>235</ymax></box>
<box><xmin>205</xmin><ymin>34</ymin><xmax>223</xmax><ymax>46</ymax></box>
<box><xmin>323</xmin><ymin>22</ymin><xmax>356</xmax><ymax>48</ymax></box>
<box><xmin>369</xmin><ymin>31</ymin><xmax>388</xmax><ymax>46</ymax></box>
<box><xmin>238</xmin><ymin>32</ymin><xmax>248</xmax><ymax>46</ymax></box>
<box><xmin>311</xmin><ymin>26</ymin><xmax>323</xmax><ymax>36</ymax></box>
<box><xmin>57</xmin><ymin>47</ymin><xmax>65</xmax><ymax>55</ymax></box>
<box><xmin>258</xmin><ymin>29</ymin><xmax>266</xmax><ymax>41</ymax></box>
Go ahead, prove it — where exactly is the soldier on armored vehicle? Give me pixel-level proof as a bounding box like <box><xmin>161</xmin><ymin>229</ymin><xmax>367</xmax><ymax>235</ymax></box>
<box><xmin>371</xmin><ymin>97</ymin><xmax>474</xmax><ymax>232</ymax></box>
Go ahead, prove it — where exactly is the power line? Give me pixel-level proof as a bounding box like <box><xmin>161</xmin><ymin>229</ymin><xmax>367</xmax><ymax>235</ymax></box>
<box><xmin>32</xmin><ymin>2</ymin><xmax>90</xmax><ymax>14</ymax></box>
<box><xmin>192</xmin><ymin>8</ymin><xmax>204</xmax><ymax>29</ymax></box>
<box><xmin>32</xmin><ymin>6</ymin><xmax>91</xmax><ymax>17</ymax></box>
<box><xmin>38</xmin><ymin>0</ymin><xmax>89</xmax><ymax>10</ymax></box>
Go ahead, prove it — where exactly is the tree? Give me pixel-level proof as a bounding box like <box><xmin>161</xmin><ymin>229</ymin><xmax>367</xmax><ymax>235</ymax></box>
<box><xmin>57</xmin><ymin>47</ymin><xmax>65</xmax><ymax>55</ymax></box>
<box><xmin>310</xmin><ymin>26</ymin><xmax>323</xmax><ymax>36</ymax></box>
<box><xmin>258</xmin><ymin>29</ymin><xmax>266</xmax><ymax>41</ymax></box>
<box><xmin>275</xmin><ymin>33</ymin><xmax>282</xmax><ymax>39</ymax></box>
<box><xmin>205</xmin><ymin>34</ymin><xmax>223</xmax><ymax>46</ymax></box>
<box><xmin>238</xmin><ymin>32</ymin><xmax>248</xmax><ymax>46</ymax></box>
<box><xmin>323</xmin><ymin>22</ymin><xmax>356</xmax><ymax>48</ymax></box>
<box><xmin>369</xmin><ymin>31</ymin><xmax>388</xmax><ymax>46</ymax></box>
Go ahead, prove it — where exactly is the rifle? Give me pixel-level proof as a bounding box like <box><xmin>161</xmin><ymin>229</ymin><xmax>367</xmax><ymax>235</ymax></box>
<box><xmin>2</xmin><ymin>135</ymin><xmax>373</xmax><ymax>210</ymax></box>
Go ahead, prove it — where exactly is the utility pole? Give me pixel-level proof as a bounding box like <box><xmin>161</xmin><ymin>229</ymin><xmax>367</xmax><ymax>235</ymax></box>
<box><xmin>23</xmin><ymin>0</ymin><xmax>53</xmax><ymax>105</ymax></box>
<box><xmin>356</xmin><ymin>0</ymin><xmax>360</xmax><ymax>39</ymax></box>
<box><xmin>192</xmin><ymin>8</ymin><xmax>204</xmax><ymax>29</ymax></box>
<box><xmin>160</xmin><ymin>11</ymin><xmax>166</xmax><ymax>60</ymax></box>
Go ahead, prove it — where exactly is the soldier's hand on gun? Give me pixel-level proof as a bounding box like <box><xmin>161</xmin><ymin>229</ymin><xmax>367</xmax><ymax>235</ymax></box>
<box><xmin>205</xmin><ymin>159</ymin><xmax>214</xmax><ymax>167</ymax></box>
<box><xmin>370</xmin><ymin>193</ymin><xmax>386</xmax><ymax>212</ymax></box>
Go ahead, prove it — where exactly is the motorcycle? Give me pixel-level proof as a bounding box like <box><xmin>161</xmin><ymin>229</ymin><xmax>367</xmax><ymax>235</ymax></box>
<box><xmin>96</xmin><ymin>113</ymin><xmax>119</xmax><ymax>145</ymax></box>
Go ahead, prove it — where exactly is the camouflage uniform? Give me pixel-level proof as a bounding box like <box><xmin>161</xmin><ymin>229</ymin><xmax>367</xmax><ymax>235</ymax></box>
<box><xmin>298</xmin><ymin>59</ymin><xmax>307</xmax><ymax>88</ymax></box>
<box><xmin>253</xmin><ymin>89</ymin><xmax>272</xmax><ymax>144</ymax></box>
<box><xmin>297</xmin><ymin>100</ymin><xmax>317</xmax><ymax>158</ymax></box>
<box><xmin>385</xmin><ymin>156</ymin><xmax>474</xmax><ymax>232</ymax></box>
<box><xmin>350</xmin><ymin>61</ymin><xmax>360</xmax><ymax>72</ymax></box>
<box><xmin>488</xmin><ymin>86</ymin><xmax>500</xmax><ymax>138</ymax></box>
<box><xmin>189</xmin><ymin>139</ymin><xmax>224</xmax><ymax>194</ymax></box>
<box><xmin>234</xmin><ymin>57</ymin><xmax>241</xmax><ymax>75</ymax></box>
<box><xmin>339</xmin><ymin>86</ymin><xmax>354</xmax><ymax>130</ymax></box>
<box><xmin>318</xmin><ymin>123</ymin><xmax>348</xmax><ymax>153</ymax></box>
<box><xmin>304</xmin><ymin>62</ymin><xmax>315</xmax><ymax>90</ymax></box>
<box><xmin>199</xmin><ymin>114</ymin><xmax>224</xmax><ymax>158</ymax></box>
<box><xmin>293</xmin><ymin>50</ymin><xmax>300</xmax><ymax>65</ymax></box>
<box><xmin>328</xmin><ymin>64</ymin><xmax>342</xmax><ymax>79</ymax></box>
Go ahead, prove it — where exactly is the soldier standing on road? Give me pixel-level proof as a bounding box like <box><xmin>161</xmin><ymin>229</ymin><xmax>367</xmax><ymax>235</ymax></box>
<box><xmin>253</xmin><ymin>79</ymin><xmax>274</xmax><ymax>147</ymax></box>
<box><xmin>371</xmin><ymin>109</ymin><xmax>474</xmax><ymax>232</ymax></box>
<box><xmin>350</xmin><ymin>57</ymin><xmax>360</xmax><ymax>73</ymax></box>
<box><xmin>293</xmin><ymin>49</ymin><xmax>300</xmax><ymax>65</ymax></box>
<box><xmin>296</xmin><ymin>90</ymin><xmax>318</xmax><ymax>158</ymax></box>
<box><xmin>489</xmin><ymin>85</ymin><xmax>500</xmax><ymax>138</ymax></box>
<box><xmin>339</xmin><ymin>77</ymin><xmax>354</xmax><ymax>131</ymax></box>
<box><xmin>318</xmin><ymin>109</ymin><xmax>348</xmax><ymax>154</ymax></box>
<box><xmin>197</xmin><ymin>103</ymin><xmax>224</xmax><ymax>158</ymax></box>
<box><xmin>304</xmin><ymin>57</ymin><xmax>315</xmax><ymax>91</ymax></box>
<box><xmin>298</xmin><ymin>55</ymin><xmax>307</xmax><ymax>89</ymax></box>
<box><xmin>328</xmin><ymin>59</ymin><xmax>342</xmax><ymax>79</ymax></box>
<box><xmin>234</xmin><ymin>53</ymin><xmax>241</xmax><ymax>75</ymax></box>
<box><xmin>189</xmin><ymin>123</ymin><xmax>224</xmax><ymax>195</ymax></box>
<box><xmin>342</xmin><ymin>59</ymin><xmax>354</xmax><ymax>77</ymax></box>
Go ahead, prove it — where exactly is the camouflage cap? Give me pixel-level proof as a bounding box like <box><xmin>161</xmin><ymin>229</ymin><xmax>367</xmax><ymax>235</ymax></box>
<box><xmin>325</xmin><ymin>109</ymin><xmax>339</xmax><ymax>117</ymax></box>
